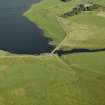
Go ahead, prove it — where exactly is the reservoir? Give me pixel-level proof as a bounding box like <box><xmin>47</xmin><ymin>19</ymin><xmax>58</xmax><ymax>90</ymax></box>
<box><xmin>0</xmin><ymin>0</ymin><xmax>54</xmax><ymax>54</ymax></box>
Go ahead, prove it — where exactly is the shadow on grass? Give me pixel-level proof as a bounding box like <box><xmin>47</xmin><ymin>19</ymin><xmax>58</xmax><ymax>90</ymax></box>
<box><xmin>55</xmin><ymin>48</ymin><xmax>105</xmax><ymax>56</ymax></box>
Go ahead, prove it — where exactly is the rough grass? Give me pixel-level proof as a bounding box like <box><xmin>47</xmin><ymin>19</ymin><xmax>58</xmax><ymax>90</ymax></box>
<box><xmin>57</xmin><ymin>11</ymin><xmax>105</xmax><ymax>50</ymax></box>
<box><xmin>25</xmin><ymin>0</ymin><xmax>105</xmax><ymax>50</ymax></box>
<box><xmin>62</xmin><ymin>51</ymin><xmax>105</xmax><ymax>73</ymax></box>
<box><xmin>62</xmin><ymin>51</ymin><xmax>105</xmax><ymax>105</ymax></box>
<box><xmin>0</xmin><ymin>52</ymin><xmax>105</xmax><ymax>105</ymax></box>
<box><xmin>24</xmin><ymin>0</ymin><xmax>80</xmax><ymax>45</ymax></box>
<box><xmin>0</xmin><ymin>55</ymin><xmax>78</xmax><ymax>105</ymax></box>
<box><xmin>0</xmin><ymin>0</ymin><xmax>105</xmax><ymax>105</ymax></box>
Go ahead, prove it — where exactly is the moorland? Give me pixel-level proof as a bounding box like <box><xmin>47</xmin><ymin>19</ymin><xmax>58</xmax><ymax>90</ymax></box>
<box><xmin>0</xmin><ymin>0</ymin><xmax>105</xmax><ymax>105</ymax></box>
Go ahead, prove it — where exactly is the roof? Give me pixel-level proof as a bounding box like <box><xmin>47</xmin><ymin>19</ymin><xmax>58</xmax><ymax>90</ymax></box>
<box><xmin>84</xmin><ymin>3</ymin><xmax>93</xmax><ymax>7</ymax></box>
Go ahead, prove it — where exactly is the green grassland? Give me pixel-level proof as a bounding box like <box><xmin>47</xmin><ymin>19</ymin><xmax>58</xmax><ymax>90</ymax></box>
<box><xmin>58</xmin><ymin>13</ymin><xmax>105</xmax><ymax>50</ymax></box>
<box><xmin>24</xmin><ymin>0</ymin><xmax>105</xmax><ymax>104</ymax></box>
<box><xmin>24</xmin><ymin>0</ymin><xmax>80</xmax><ymax>44</ymax></box>
<box><xmin>62</xmin><ymin>51</ymin><xmax>105</xmax><ymax>105</ymax></box>
<box><xmin>0</xmin><ymin>0</ymin><xmax>105</xmax><ymax>105</ymax></box>
<box><xmin>0</xmin><ymin>55</ymin><xmax>76</xmax><ymax>105</ymax></box>
<box><xmin>62</xmin><ymin>51</ymin><xmax>105</xmax><ymax>74</ymax></box>
<box><xmin>0</xmin><ymin>53</ymin><xmax>105</xmax><ymax>105</ymax></box>
<box><xmin>25</xmin><ymin>0</ymin><xmax>105</xmax><ymax>49</ymax></box>
<box><xmin>0</xmin><ymin>52</ymin><xmax>105</xmax><ymax>105</ymax></box>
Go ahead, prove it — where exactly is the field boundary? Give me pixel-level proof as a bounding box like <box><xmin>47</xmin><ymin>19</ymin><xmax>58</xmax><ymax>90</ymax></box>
<box><xmin>51</xmin><ymin>17</ymin><xmax>71</xmax><ymax>54</ymax></box>
<box><xmin>0</xmin><ymin>54</ymin><xmax>54</xmax><ymax>58</ymax></box>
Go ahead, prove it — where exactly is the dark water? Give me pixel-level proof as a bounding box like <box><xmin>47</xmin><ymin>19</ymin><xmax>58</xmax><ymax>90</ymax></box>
<box><xmin>0</xmin><ymin>0</ymin><xmax>54</xmax><ymax>54</ymax></box>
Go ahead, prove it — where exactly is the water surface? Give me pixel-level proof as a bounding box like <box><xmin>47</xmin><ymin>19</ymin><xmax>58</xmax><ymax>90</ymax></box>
<box><xmin>0</xmin><ymin>0</ymin><xmax>54</xmax><ymax>54</ymax></box>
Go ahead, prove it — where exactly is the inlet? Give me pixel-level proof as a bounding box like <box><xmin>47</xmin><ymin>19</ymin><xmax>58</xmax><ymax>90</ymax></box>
<box><xmin>0</xmin><ymin>0</ymin><xmax>54</xmax><ymax>54</ymax></box>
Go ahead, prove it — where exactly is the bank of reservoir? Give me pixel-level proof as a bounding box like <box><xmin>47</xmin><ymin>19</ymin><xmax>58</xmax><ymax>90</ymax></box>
<box><xmin>0</xmin><ymin>0</ymin><xmax>54</xmax><ymax>54</ymax></box>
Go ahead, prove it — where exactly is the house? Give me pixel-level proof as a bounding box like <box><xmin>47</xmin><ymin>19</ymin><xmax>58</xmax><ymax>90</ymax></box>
<box><xmin>81</xmin><ymin>3</ymin><xmax>94</xmax><ymax>11</ymax></box>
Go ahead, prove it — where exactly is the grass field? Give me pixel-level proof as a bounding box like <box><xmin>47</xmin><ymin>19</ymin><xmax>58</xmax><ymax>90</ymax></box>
<box><xmin>0</xmin><ymin>0</ymin><xmax>105</xmax><ymax>104</ymax></box>
<box><xmin>0</xmin><ymin>55</ymin><xmax>77</xmax><ymax>105</ymax></box>
<box><xmin>57</xmin><ymin>13</ymin><xmax>105</xmax><ymax>50</ymax></box>
<box><xmin>0</xmin><ymin>52</ymin><xmax>105</xmax><ymax>105</ymax></box>
<box><xmin>25</xmin><ymin>0</ymin><xmax>105</xmax><ymax>49</ymax></box>
<box><xmin>24</xmin><ymin>0</ymin><xmax>80</xmax><ymax>45</ymax></box>
<box><xmin>62</xmin><ymin>51</ymin><xmax>105</xmax><ymax>74</ymax></box>
<box><xmin>61</xmin><ymin>51</ymin><xmax>105</xmax><ymax>105</ymax></box>
<box><xmin>24</xmin><ymin>0</ymin><xmax>105</xmax><ymax>104</ymax></box>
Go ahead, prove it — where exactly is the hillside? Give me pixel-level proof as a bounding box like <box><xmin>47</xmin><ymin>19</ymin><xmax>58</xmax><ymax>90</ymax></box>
<box><xmin>0</xmin><ymin>52</ymin><xmax>105</xmax><ymax>105</ymax></box>
<box><xmin>24</xmin><ymin>0</ymin><xmax>105</xmax><ymax>104</ymax></box>
<box><xmin>25</xmin><ymin>0</ymin><xmax>105</xmax><ymax>50</ymax></box>
<box><xmin>0</xmin><ymin>54</ymin><xmax>77</xmax><ymax>105</ymax></box>
<box><xmin>0</xmin><ymin>0</ymin><xmax>105</xmax><ymax>105</ymax></box>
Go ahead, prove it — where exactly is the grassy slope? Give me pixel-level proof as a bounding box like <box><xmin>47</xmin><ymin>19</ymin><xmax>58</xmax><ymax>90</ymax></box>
<box><xmin>58</xmin><ymin>1</ymin><xmax>105</xmax><ymax>103</ymax></box>
<box><xmin>0</xmin><ymin>53</ymin><xmax>105</xmax><ymax>105</ymax></box>
<box><xmin>62</xmin><ymin>51</ymin><xmax>105</xmax><ymax>105</ymax></box>
<box><xmin>0</xmin><ymin>0</ymin><xmax>105</xmax><ymax>105</ymax></box>
<box><xmin>59</xmin><ymin>11</ymin><xmax>105</xmax><ymax>50</ymax></box>
<box><xmin>0</xmin><ymin>55</ymin><xmax>78</xmax><ymax>105</ymax></box>
<box><xmin>25</xmin><ymin>0</ymin><xmax>105</xmax><ymax>50</ymax></box>
<box><xmin>24</xmin><ymin>0</ymin><xmax>80</xmax><ymax>44</ymax></box>
<box><xmin>1</xmin><ymin>53</ymin><xmax>105</xmax><ymax>105</ymax></box>
<box><xmin>62</xmin><ymin>51</ymin><xmax>105</xmax><ymax>74</ymax></box>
